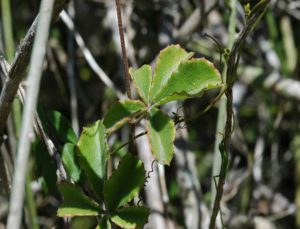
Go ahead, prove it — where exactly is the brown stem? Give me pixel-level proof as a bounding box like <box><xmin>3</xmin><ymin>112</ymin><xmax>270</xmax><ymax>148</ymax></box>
<box><xmin>115</xmin><ymin>0</ymin><xmax>131</xmax><ymax>98</ymax></box>
<box><xmin>209</xmin><ymin>1</ymin><xmax>270</xmax><ymax>228</ymax></box>
<box><xmin>115</xmin><ymin>0</ymin><xmax>136</xmax><ymax>153</ymax></box>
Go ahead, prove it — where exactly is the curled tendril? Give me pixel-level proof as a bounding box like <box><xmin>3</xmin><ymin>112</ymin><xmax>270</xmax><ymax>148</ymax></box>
<box><xmin>203</xmin><ymin>32</ymin><xmax>224</xmax><ymax>68</ymax></box>
<box><xmin>145</xmin><ymin>160</ymin><xmax>157</xmax><ymax>185</ymax></box>
<box><xmin>137</xmin><ymin>160</ymin><xmax>157</xmax><ymax>206</ymax></box>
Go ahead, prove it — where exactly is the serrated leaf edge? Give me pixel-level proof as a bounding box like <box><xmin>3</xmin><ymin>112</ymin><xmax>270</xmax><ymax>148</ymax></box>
<box><xmin>152</xmin><ymin>58</ymin><xmax>223</xmax><ymax>106</ymax></box>
<box><xmin>149</xmin><ymin>44</ymin><xmax>194</xmax><ymax>102</ymax></box>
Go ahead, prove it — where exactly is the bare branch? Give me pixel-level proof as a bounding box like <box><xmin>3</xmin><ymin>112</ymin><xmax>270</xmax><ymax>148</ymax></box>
<box><xmin>115</xmin><ymin>0</ymin><xmax>131</xmax><ymax>99</ymax></box>
<box><xmin>7</xmin><ymin>0</ymin><xmax>56</xmax><ymax>228</ymax></box>
<box><xmin>0</xmin><ymin>0</ymin><xmax>69</xmax><ymax>141</ymax></box>
<box><xmin>60</xmin><ymin>10</ymin><xmax>125</xmax><ymax>100</ymax></box>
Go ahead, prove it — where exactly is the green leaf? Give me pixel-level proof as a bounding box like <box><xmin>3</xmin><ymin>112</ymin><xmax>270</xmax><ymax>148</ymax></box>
<box><xmin>129</xmin><ymin>65</ymin><xmax>152</xmax><ymax>103</ymax></box>
<box><xmin>103</xmin><ymin>100</ymin><xmax>146</xmax><ymax>135</ymax></box>
<box><xmin>70</xmin><ymin>216</ymin><xmax>97</xmax><ymax>229</ymax></box>
<box><xmin>32</xmin><ymin>140</ymin><xmax>57</xmax><ymax>193</ymax></box>
<box><xmin>57</xmin><ymin>184</ymin><xmax>102</xmax><ymax>217</ymax></box>
<box><xmin>47</xmin><ymin>110</ymin><xmax>77</xmax><ymax>144</ymax></box>
<box><xmin>110</xmin><ymin>207</ymin><xmax>150</xmax><ymax>229</ymax></box>
<box><xmin>62</xmin><ymin>143</ymin><xmax>81</xmax><ymax>183</ymax></box>
<box><xmin>97</xmin><ymin>216</ymin><xmax>111</xmax><ymax>229</ymax></box>
<box><xmin>77</xmin><ymin>120</ymin><xmax>109</xmax><ymax>199</ymax></box>
<box><xmin>149</xmin><ymin>45</ymin><xmax>193</xmax><ymax>102</ymax></box>
<box><xmin>104</xmin><ymin>154</ymin><xmax>145</xmax><ymax>210</ymax></box>
<box><xmin>152</xmin><ymin>59</ymin><xmax>223</xmax><ymax>105</ymax></box>
<box><xmin>147</xmin><ymin>108</ymin><xmax>175</xmax><ymax>165</ymax></box>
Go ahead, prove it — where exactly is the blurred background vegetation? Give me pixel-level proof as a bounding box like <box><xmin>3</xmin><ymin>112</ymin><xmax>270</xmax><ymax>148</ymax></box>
<box><xmin>0</xmin><ymin>0</ymin><xmax>300</xmax><ymax>228</ymax></box>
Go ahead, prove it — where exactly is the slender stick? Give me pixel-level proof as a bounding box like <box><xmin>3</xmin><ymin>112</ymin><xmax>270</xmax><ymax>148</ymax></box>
<box><xmin>115</xmin><ymin>0</ymin><xmax>136</xmax><ymax>153</ymax></box>
<box><xmin>59</xmin><ymin>10</ymin><xmax>124</xmax><ymax>99</ymax></box>
<box><xmin>7</xmin><ymin>0</ymin><xmax>55</xmax><ymax>228</ymax></box>
<box><xmin>67</xmin><ymin>2</ymin><xmax>79</xmax><ymax>135</ymax></box>
<box><xmin>210</xmin><ymin>0</ymin><xmax>237</xmax><ymax>220</ymax></box>
<box><xmin>209</xmin><ymin>1</ymin><xmax>270</xmax><ymax>228</ymax></box>
<box><xmin>111</xmin><ymin>131</ymin><xmax>147</xmax><ymax>155</ymax></box>
<box><xmin>115</xmin><ymin>0</ymin><xmax>131</xmax><ymax>98</ymax></box>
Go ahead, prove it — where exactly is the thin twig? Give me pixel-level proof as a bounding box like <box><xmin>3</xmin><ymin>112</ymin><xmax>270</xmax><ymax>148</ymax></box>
<box><xmin>115</xmin><ymin>0</ymin><xmax>131</xmax><ymax>98</ymax></box>
<box><xmin>67</xmin><ymin>2</ymin><xmax>79</xmax><ymax>135</ymax></box>
<box><xmin>209</xmin><ymin>1</ymin><xmax>270</xmax><ymax>228</ymax></box>
<box><xmin>59</xmin><ymin>10</ymin><xmax>124</xmax><ymax>99</ymax></box>
<box><xmin>7</xmin><ymin>0</ymin><xmax>55</xmax><ymax>228</ymax></box>
<box><xmin>115</xmin><ymin>0</ymin><xmax>137</xmax><ymax>154</ymax></box>
<box><xmin>181</xmin><ymin>89</ymin><xmax>226</xmax><ymax>124</ymax></box>
<box><xmin>111</xmin><ymin>131</ymin><xmax>147</xmax><ymax>155</ymax></box>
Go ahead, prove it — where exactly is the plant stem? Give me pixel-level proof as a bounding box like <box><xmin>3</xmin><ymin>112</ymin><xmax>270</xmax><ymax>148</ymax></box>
<box><xmin>7</xmin><ymin>0</ymin><xmax>55</xmax><ymax>227</ymax></box>
<box><xmin>210</xmin><ymin>0</ymin><xmax>237</xmax><ymax>223</ymax></box>
<box><xmin>115</xmin><ymin>0</ymin><xmax>131</xmax><ymax>99</ymax></box>
<box><xmin>60</xmin><ymin>10</ymin><xmax>124</xmax><ymax>99</ymax></box>
<box><xmin>1</xmin><ymin>0</ymin><xmax>15</xmax><ymax>62</ymax></box>
<box><xmin>25</xmin><ymin>171</ymin><xmax>39</xmax><ymax>229</ymax></box>
<box><xmin>111</xmin><ymin>131</ymin><xmax>147</xmax><ymax>155</ymax></box>
<box><xmin>115</xmin><ymin>0</ymin><xmax>136</xmax><ymax>153</ymax></box>
<box><xmin>67</xmin><ymin>2</ymin><xmax>79</xmax><ymax>136</ymax></box>
<box><xmin>209</xmin><ymin>1</ymin><xmax>270</xmax><ymax>228</ymax></box>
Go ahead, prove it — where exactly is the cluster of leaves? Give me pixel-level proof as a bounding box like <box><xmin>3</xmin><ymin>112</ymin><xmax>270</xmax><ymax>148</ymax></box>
<box><xmin>34</xmin><ymin>45</ymin><xmax>222</xmax><ymax>228</ymax></box>
<box><xmin>105</xmin><ymin>45</ymin><xmax>222</xmax><ymax>164</ymax></box>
